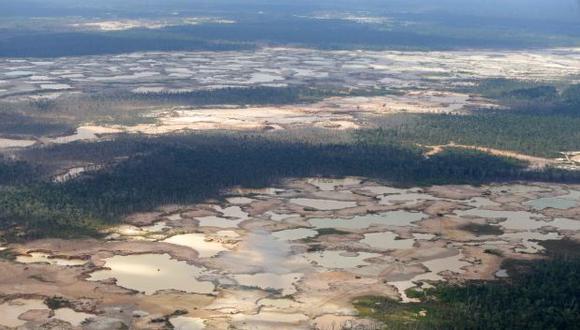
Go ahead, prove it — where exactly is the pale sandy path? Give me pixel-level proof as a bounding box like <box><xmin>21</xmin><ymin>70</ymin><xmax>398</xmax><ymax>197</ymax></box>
<box><xmin>424</xmin><ymin>143</ymin><xmax>557</xmax><ymax>169</ymax></box>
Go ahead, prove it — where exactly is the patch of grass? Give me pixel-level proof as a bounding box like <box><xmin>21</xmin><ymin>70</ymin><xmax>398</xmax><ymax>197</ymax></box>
<box><xmin>151</xmin><ymin>309</ymin><xmax>190</xmax><ymax>328</ymax></box>
<box><xmin>0</xmin><ymin>249</ymin><xmax>16</xmax><ymax>261</ymax></box>
<box><xmin>168</xmin><ymin>309</ymin><xmax>188</xmax><ymax>317</ymax></box>
<box><xmin>459</xmin><ymin>223</ymin><xmax>504</xmax><ymax>236</ymax></box>
<box><xmin>306</xmin><ymin>244</ymin><xmax>324</xmax><ymax>252</ymax></box>
<box><xmin>316</xmin><ymin>228</ymin><xmax>351</xmax><ymax>236</ymax></box>
<box><xmin>45</xmin><ymin>296</ymin><xmax>72</xmax><ymax>310</ymax></box>
<box><xmin>405</xmin><ymin>287</ymin><xmax>430</xmax><ymax>300</ymax></box>
<box><xmin>483</xmin><ymin>249</ymin><xmax>504</xmax><ymax>257</ymax></box>
<box><xmin>353</xmin><ymin>296</ymin><xmax>433</xmax><ymax>326</ymax></box>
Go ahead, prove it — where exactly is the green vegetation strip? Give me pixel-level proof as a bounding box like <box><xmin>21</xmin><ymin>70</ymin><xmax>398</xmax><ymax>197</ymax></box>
<box><xmin>360</xmin><ymin>112</ymin><xmax>580</xmax><ymax>158</ymax></box>
<box><xmin>354</xmin><ymin>255</ymin><xmax>580</xmax><ymax>329</ymax></box>
<box><xmin>3</xmin><ymin>133</ymin><xmax>579</xmax><ymax>241</ymax></box>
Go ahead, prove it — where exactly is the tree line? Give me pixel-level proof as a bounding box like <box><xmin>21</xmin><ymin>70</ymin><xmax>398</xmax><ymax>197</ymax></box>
<box><xmin>1</xmin><ymin>133</ymin><xmax>579</xmax><ymax>241</ymax></box>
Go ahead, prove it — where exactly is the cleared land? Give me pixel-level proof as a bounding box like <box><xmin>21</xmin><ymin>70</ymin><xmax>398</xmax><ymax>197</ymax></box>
<box><xmin>0</xmin><ymin>177</ymin><xmax>578</xmax><ymax>328</ymax></box>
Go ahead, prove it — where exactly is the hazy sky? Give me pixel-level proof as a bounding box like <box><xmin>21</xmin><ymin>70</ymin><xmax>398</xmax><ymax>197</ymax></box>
<box><xmin>1</xmin><ymin>0</ymin><xmax>579</xmax><ymax>22</ymax></box>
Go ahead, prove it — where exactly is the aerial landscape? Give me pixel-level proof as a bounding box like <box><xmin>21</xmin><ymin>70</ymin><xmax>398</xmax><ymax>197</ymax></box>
<box><xmin>0</xmin><ymin>0</ymin><xmax>579</xmax><ymax>329</ymax></box>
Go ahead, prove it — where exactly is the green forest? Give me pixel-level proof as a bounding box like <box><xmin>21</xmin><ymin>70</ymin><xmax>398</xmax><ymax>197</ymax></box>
<box><xmin>355</xmin><ymin>81</ymin><xmax>580</xmax><ymax>158</ymax></box>
<box><xmin>1</xmin><ymin>133</ymin><xmax>579</xmax><ymax>241</ymax></box>
<box><xmin>470</xmin><ymin>80</ymin><xmax>580</xmax><ymax>115</ymax></box>
<box><xmin>130</xmin><ymin>85</ymin><xmax>392</xmax><ymax>108</ymax></box>
<box><xmin>0</xmin><ymin>85</ymin><xmax>391</xmax><ymax>136</ymax></box>
<box><xmin>0</xmin><ymin>79</ymin><xmax>579</xmax><ymax>240</ymax></box>
<box><xmin>354</xmin><ymin>242</ymin><xmax>580</xmax><ymax>330</ymax></box>
<box><xmin>361</xmin><ymin>112</ymin><xmax>580</xmax><ymax>158</ymax></box>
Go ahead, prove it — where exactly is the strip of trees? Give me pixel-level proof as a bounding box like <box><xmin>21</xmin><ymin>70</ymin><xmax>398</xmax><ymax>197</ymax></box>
<box><xmin>1</xmin><ymin>133</ymin><xmax>579</xmax><ymax>241</ymax></box>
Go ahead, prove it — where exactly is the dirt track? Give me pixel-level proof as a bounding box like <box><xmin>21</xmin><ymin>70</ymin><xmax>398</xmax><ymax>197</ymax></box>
<box><xmin>425</xmin><ymin>143</ymin><xmax>558</xmax><ymax>169</ymax></box>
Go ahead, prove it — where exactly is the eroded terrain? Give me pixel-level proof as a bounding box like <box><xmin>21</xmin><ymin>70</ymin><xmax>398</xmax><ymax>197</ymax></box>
<box><xmin>2</xmin><ymin>48</ymin><xmax>579</xmax><ymax>100</ymax></box>
<box><xmin>1</xmin><ymin>46</ymin><xmax>579</xmax><ymax>172</ymax></box>
<box><xmin>1</xmin><ymin>47</ymin><xmax>579</xmax><ymax>170</ymax></box>
<box><xmin>1</xmin><ymin>177</ymin><xmax>579</xmax><ymax>329</ymax></box>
